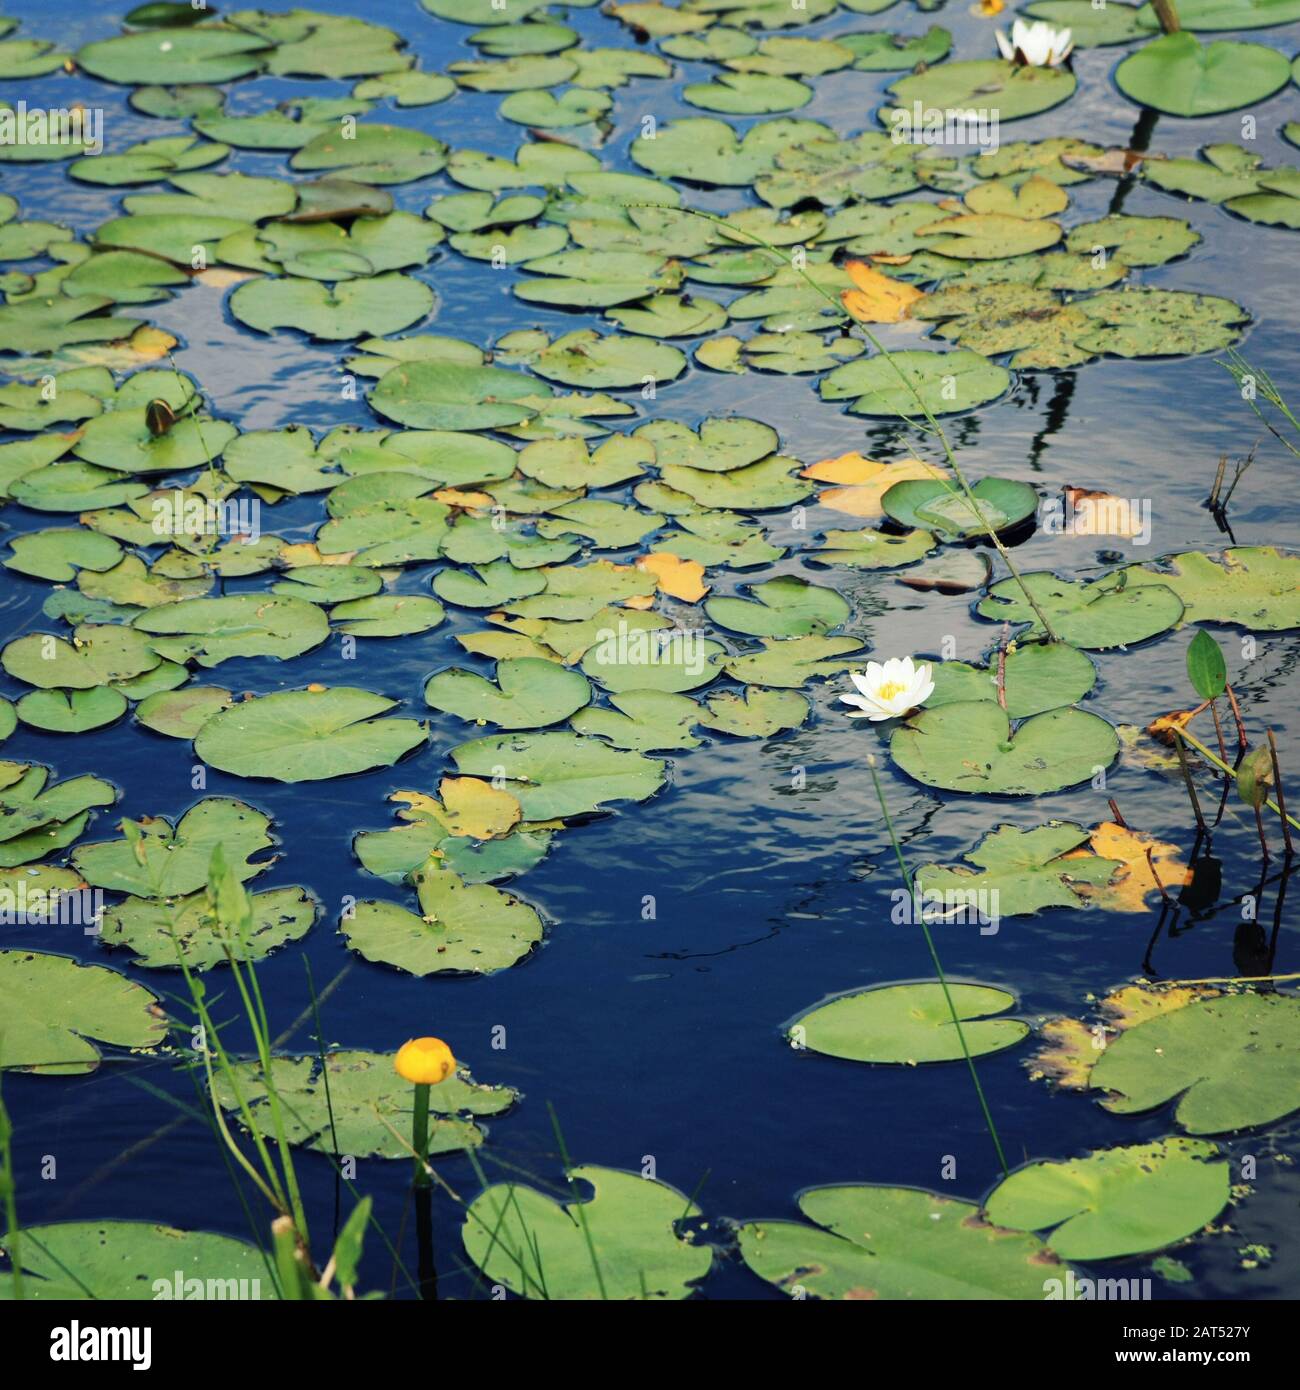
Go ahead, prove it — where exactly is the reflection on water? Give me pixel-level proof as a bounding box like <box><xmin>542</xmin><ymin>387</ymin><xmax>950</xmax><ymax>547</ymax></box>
<box><xmin>1</xmin><ymin>0</ymin><xmax>1298</xmax><ymax>1301</ymax></box>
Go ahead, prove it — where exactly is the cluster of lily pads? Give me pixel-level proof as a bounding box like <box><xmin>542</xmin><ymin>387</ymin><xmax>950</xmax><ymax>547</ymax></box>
<box><xmin>1</xmin><ymin>0</ymin><xmax>1299</xmax><ymax>1300</ymax></box>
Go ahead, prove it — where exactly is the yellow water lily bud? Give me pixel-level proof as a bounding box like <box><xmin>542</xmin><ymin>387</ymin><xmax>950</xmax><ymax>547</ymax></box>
<box><xmin>394</xmin><ymin>1036</ymin><xmax>455</xmax><ymax>1085</ymax></box>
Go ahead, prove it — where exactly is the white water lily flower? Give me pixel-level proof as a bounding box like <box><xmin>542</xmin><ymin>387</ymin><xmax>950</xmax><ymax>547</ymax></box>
<box><xmin>996</xmin><ymin>19</ymin><xmax>1074</xmax><ymax>67</ymax></box>
<box><xmin>841</xmin><ymin>656</ymin><xmax>935</xmax><ymax>722</ymax></box>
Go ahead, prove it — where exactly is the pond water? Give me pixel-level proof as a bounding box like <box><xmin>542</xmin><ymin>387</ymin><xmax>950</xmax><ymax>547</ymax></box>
<box><xmin>1</xmin><ymin>0</ymin><xmax>1298</xmax><ymax>1301</ymax></box>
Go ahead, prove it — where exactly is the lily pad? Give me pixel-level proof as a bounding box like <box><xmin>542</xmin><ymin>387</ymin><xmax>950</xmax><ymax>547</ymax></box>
<box><xmin>132</xmin><ymin>594</ymin><xmax>329</xmax><ymax>667</ymax></box>
<box><xmin>985</xmin><ymin>1138</ymin><xmax>1229</xmax><ymax>1260</ymax></box>
<box><xmin>699</xmin><ymin>687</ymin><xmax>809</xmax><ymax>738</ymax></box>
<box><xmin>15</xmin><ymin>688</ymin><xmax>127</xmax><ymax>734</ymax></box>
<box><xmin>76</xmin><ymin>29</ymin><xmax>270</xmax><ymax>85</ymax></box>
<box><xmin>102</xmin><ymin>886</ymin><xmax>316</xmax><ymax>971</ymax></box>
<box><xmin>450</xmin><ymin>731</ymin><xmax>665</xmax><ymax>818</ymax></box>
<box><xmin>891</xmin><ymin>702</ymin><xmax>1119</xmax><ymax>794</ymax></box>
<box><xmin>570</xmin><ymin>690</ymin><xmax>703</xmax><ymax>750</ymax></box>
<box><xmin>194</xmin><ymin>687</ymin><xmax>426</xmax><ymax>782</ymax></box>
<box><xmin>425</xmin><ymin>658</ymin><xmax>591</xmax><ymax>729</ymax></box>
<box><xmin>886</xmin><ymin>59</ymin><xmax>1076</xmax><ymax>125</ymax></box>
<box><xmin>72</xmin><ymin>797</ymin><xmax>273</xmax><ymax>898</ymax></box>
<box><xmin>1090</xmin><ymin>993</ymin><xmax>1300</xmax><ymax>1134</ymax></box>
<box><xmin>344</xmin><ymin>864</ymin><xmax>543</xmax><ymax>975</ymax></box>
<box><xmin>821</xmin><ymin>350</ymin><xmax>1010</xmax><ymax>418</ymax></box>
<box><xmin>229</xmin><ymin>274</ymin><xmax>434</xmax><ymax>341</ymax></box>
<box><xmin>1</xmin><ymin>1220</ymin><xmax>263</xmax><ymax>1298</ymax></box>
<box><xmin>212</xmin><ymin>1050</ymin><xmax>517</xmax><ymax>1157</ymax></box>
<box><xmin>1121</xmin><ymin>547</ymin><xmax>1300</xmax><ymax>630</ymax></box>
<box><xmin>915</xmin><ymin>822</ymin><xmax>1121</xmax><ymax>918</ymax></box>
<box><xmin>1115</xmin><ymin>33</ymin><xmax>1289</xmax><ymax>116</ymax></box>
<box><xmin>722</xmin><ymin>635</ymin><xmax>864</xmax><ymax>688</ymax></box>
<box><xmin>928</xmin><ymin>642</ymin><xmax>1096</xmax><ymax>717</ymax></box>
<box><xmin>738</xmin><ymin>1185</ymin><xmax>1055</xmax><ymax>1300</ymax></box>
<box><xmin>882</xmin><ymin>476</ymin><xmax>1036</xmax><ymax>539</ymax></box>
<box><xmin>978</xmin><ymin>571</ymin><xmax>1185</xmax><ymax>648</ymax></box>
<box><xmin>463</xmin><ymin>1165</ymin><xmax>710</xmax><ymax>1300</ymax></box>
<box><xmin>706</xmin><ymin>576</ymin><xmax>849</xmax><ymax>637</ymax></box>
<box><xmin>0</xmin><ymin>949</ymin><xmax>165</xmax><ymax>1073</ymax></box>
<box><xmin>790</xmin><ymin>982</ymin><xmax>1028</xmax><ymax>1063</ymax></box>
<box><xmin>2</xmin><ymin>624</ymin><xmax>160</xmax><ymax>690</ymax></box>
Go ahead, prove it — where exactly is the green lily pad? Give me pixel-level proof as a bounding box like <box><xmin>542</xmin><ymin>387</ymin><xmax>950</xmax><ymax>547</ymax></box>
<box><xmin>433</xmin><ymin>560</ymin><xmax>547</xmax><ymax>609</ymax></box>
<box><xmin>630</xmin><ymin>116</ymin><xmax>833</xmax><ymax>187</ymax></box>
<box><xmin>1121</xmin><ymin>547</ymin><xmax>1300</xmax><ymax>630</ymax></box>
<box><xmin>1137</xmin><ymin>0</ymin><xmax>1300</xmax><ymax>27</ymax></box>
<box><xmin>369</xmin><ymin>361</ymin><xmax>538</xmax><ymax>431</ymax></box>
<box><xmin>499</xmin><ymin>88</ymin><xmax>612</xmax><ymax>127</ymax></box>
<box><xmin>212</xmin><ymin>1050</ymin><xmax>517</xmax><ymax>1157</ymax></box>
<box><xmin>706</xmin><ymin>576</ymin><xmax>849</xmax><ymax>637</ymax></box>
<box><xmin>132</xmin><ymin>594</ymin><xmax>329</xmax><ymax>667</ymax></box>
<box><xmin>636</xmin><ymin>417</ymin><xmax>777</xmax><ymax>473</ymax></box>
<box><xmin>699</xmin><ymin>687</ymin><xmax>809</xmax><ymax>738</ymax></box>
<box><xmin>463</xmin><ymin>1165</ymin><xmax>710</xmax><ymax>1300</ymax></box>
<box><xmin>985</xmin><ymin>1138</ymin><xmax>1229</xmax><ymax>1260</ymax></box>
<box><xmin>790</xmin><ymin>982</ymin><xmax>1028</xmax><ymax>1063</ymax></box>
<box><xmin>917</xmin><ymin>212</ymin><xmax>1062</xmax><ymax>260</ymax></box>
<box><xmin>722</xmin><ymin>634</ymin><xmax>865</xmax><ymax>688</ymax></box>
<box><xmin>76</xmin><ymin>29</ymin><xmax>270</xmax><ymax>85</ymax></box>
<box><xmin>194</xmin><ymin>687</ymin><xmax>426</xmax><ymax>783</ymax></box>
<box><xmin>887</xmin><ymin>59</ymin><xmax>1076</xmax><ymax>125</ymax></box>
<box><xmin>425</xmin><ymin>658</ymin><xmax>591</xmax><ymax>729</ymax></box>
<box><xmin>509</xmin><ymin>330</ymin><xmax>685</xmax><ymax>389</ymax></box>
<box><xmin>580</xmin><ymin>627</ymin><xmax>725</xmax><ymax>694</ymax></box>
<box><xmin>289</xmin><ymin>124</ymin><xmax>446</xmax><ymax>185</ymax></box>
<box><xmin>1116</xmin><ymin>33</ymin><xmax>1289</xmax><ymax>116</ymax></box>
<box><xmin>684</xmin><ymin>72</ymin><xmax>812</xmax><ymax>114</ymax></box>
<box><xmin>891</xmin><ymin>702</ymin><xmax>1119</xmax><ymax>794</ymax></box>
<box><xmin>229</xmin><ymin>274</ymin><xmax>434</xmax><ymax>341</ymax></box>
<box><xmin>928</xmin><ymin>642</ymin><xmax>1096</xmax><ymax>717</ymax></box>
<box><xmin>2</xmin><ymin>624</ymin><xmax>160</xmax><ymax>690</ymax></box>
<box><xmin>842</xmin><ymin>26</ymin><xmax>953</xmax><ymax>69</ymax></box>
<box><xmin>331</xmin><ymin>594</ymin><xmax>447</xmax><ymax>639</ymax></box>
<box><xmin>450</xmin><ymin>731</ymin><xmax>665</xmax><ymax>819</ymax></box>
<box><xmin>915</xmin><ymin>822</ymin><xmax>1121</xmax><ymax>918</ymax></box>
<box><xmin>5</xmin><ymin>528</ymin><xmax>122</xmax><ymax>582</ymax></box>
<box><xmin>516</xmin><ymin>249</ymin><xmax>682</xmax><ymax>308</ymax></box>
<box><xmin>344</xmin><ymin>863</ymin><xmax>543</xmax><ymax>975</ymax></box>
<box><xmin>1</xmin><ymin>1220</ymin><xmax>263</xmax><ymax>1298</ymax></box>
<box><xmin>1022</xmin><ymin>0</ymin><xmax>1151</xmax><ymax>43</ymax></box>
<box><xmin>882</xmin><ymin>476</ymin><xmax>1037</xmax><ymax>539</ymax></box>
<box><xmin>15</xmin><ymin>688</ymin><xmax>127</xmax><ymax>734</ymax></box>
<box><xmin>1064</xmin><ymin>214</ymin><xmax>1199</xmax><ymax>267</ymax></box>
<box><xmin>813</xmin><ymin>527</ymin><xmax>938</xmax><ymax>570</ymax></box>
<box><xmin>821</xmin><ymin>349</ymin><xmax>1010</xmax><ymax>418</ymax></box>
<box><xmin>570</xmin><ymin>690</ymin><xmax>703</xmax><ymax>750</ymax></box>
<box><xmin>977</xmin><ymin>571</ymin><xmax>1185</xmax><ymax>648</ymax></box>
<box><xmin>661</xmin><ymin>454</ymin><xmax>811</xmax><ymax>510</ymax></box>
<box><xmin>1091</xmin><ymin>993</ymin><xmax>1300</xmax><ymax>1134</ymax></box>
<box><xmin>102</xmin><ymin>885</ymin><xmax>316</xmax><ymax>971</ymax></box>
<box><xmin>738</xmin><ymin>1185</ymin><xmax>1055</xmax><ymax>1300</ymax></box>
<box><xmin>135</xmin><ymin>686</ymin><xmax>233</xmax><ymax>739</ymax></box>
<box><xmin>72</xmin><ymin>797</ymin><xmax>273</xmax><ymax>897</ymax></box>
<box><xmin>0</xmin><ymin>948</ymin><xmax>164</xmax><ymax>1073</ymax></box>
<box><xmin>353</xmin><ymin>71</ymin><xmax>455</xmax><ymax>107</ymax></box>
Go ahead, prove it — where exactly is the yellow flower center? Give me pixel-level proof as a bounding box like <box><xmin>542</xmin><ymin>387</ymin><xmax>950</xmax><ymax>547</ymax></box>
<box><xmin>876</xmin><ymin>681</ymin><xmax>906</xmax><ymax>701</ymax></box>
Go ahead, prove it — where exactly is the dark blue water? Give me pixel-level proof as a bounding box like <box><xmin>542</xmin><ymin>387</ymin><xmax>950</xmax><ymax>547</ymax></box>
<box><xmin>2</xmin><ymin>0</ymin><xmax>1299</xmax><ymax>1299</ymax></box>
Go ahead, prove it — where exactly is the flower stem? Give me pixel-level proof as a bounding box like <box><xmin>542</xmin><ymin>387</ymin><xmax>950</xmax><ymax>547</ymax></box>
<box><xmin>1178</xmin><ymin>729</ymin><xmax>1300</xmax><ymax>833</ymax></box>
<box><xmin>412</xmin><ymin>1083</ymin><xmax>431</xmax><ymax>1189</ymax></box>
